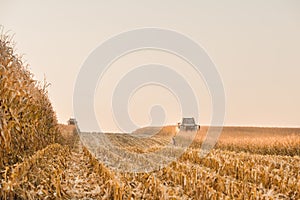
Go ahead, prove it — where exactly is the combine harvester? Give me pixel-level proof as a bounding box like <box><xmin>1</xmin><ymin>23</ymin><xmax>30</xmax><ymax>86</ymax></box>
<box><xmin>177</xmin><ymin>117</ymin><xmax>200</xmax><ymax>131</ymax></box>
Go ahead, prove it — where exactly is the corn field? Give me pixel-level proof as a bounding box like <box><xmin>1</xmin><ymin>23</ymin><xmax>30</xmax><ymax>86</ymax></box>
<box><xmin>1</xmin><ymin>125</ymin><xmax>299</xmax><ymax>199</ymax></box>
<box><xmin>0</xmin><ymin>31</ymin><xmax>299</xmax><ymax>199</ymax></box>
<box><xmin>0</xmin><ymin>29</ymin><xmax>61</xmax><ymax>170</ymax></box>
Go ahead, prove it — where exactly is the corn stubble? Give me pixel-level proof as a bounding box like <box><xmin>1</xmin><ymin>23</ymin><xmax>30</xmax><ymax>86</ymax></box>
<box><xmin>0</xmin><ymin>31</ymin><xmax>299</xmax><ymax>199</ymax></box>
<box><xmin>79</xmin><ymin>130</ymin><xmax>299</xmax><ymax>200</ymax></box>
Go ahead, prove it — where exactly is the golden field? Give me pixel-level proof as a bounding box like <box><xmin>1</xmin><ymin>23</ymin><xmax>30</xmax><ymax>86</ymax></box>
<box><xmin>1</xmin><ymin>125</ymin><xmax>299</xmax><ymax>199</ymax></box>
<box><xmin>0</xmin><ymin>31</ymin><xmax>299</xmax><ymax>199</ymax></box>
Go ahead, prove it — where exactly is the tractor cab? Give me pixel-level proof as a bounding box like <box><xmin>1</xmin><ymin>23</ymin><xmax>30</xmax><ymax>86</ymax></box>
<box><xmin>178</xmin><ymin>117</ymin><xmax>200</xmax><ymax>131</ymax></box>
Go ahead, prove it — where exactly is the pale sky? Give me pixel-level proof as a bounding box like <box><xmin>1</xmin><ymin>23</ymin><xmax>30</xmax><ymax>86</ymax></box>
<box><xmin>1</xmin><ymin>0</ymin><xmax>300</xmax><ymax>131</ymax></box>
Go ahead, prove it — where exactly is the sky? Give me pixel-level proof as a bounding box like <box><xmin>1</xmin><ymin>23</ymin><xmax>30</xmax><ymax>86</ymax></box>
<box><xmin>1</xmin><ymin>0</ymin><xmax>300</xmax><ymax>131</ymax></box>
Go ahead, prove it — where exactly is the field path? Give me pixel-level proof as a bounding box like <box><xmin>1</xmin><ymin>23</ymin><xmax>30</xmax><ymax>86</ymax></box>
<box><xmin>59</xmin><ymin>125</ymin><xmax>103</xmax><ymax>198</ymax></box>
<box><xmin>61</xmin><ymin>142</ymin><xmax>103</xmax><ymax>199</ymax></box>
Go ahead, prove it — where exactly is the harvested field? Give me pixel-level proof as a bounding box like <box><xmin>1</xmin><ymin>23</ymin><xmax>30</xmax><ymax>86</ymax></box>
<box><xmin>2</xmin><ymin>125</ymin><xmax>299</xmax><ymax>199</ymax></box>
<box><xmin>1</xmin><ymin>30</ymin><xmax>299</xmax><ymax>199</ymax></box>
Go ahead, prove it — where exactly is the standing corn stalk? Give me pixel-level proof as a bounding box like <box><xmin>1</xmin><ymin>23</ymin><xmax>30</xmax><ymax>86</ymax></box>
<box><xmin>0</xmin><ymin>27</ymin><xmax>61</xmax><ymax>170</ymax></box>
